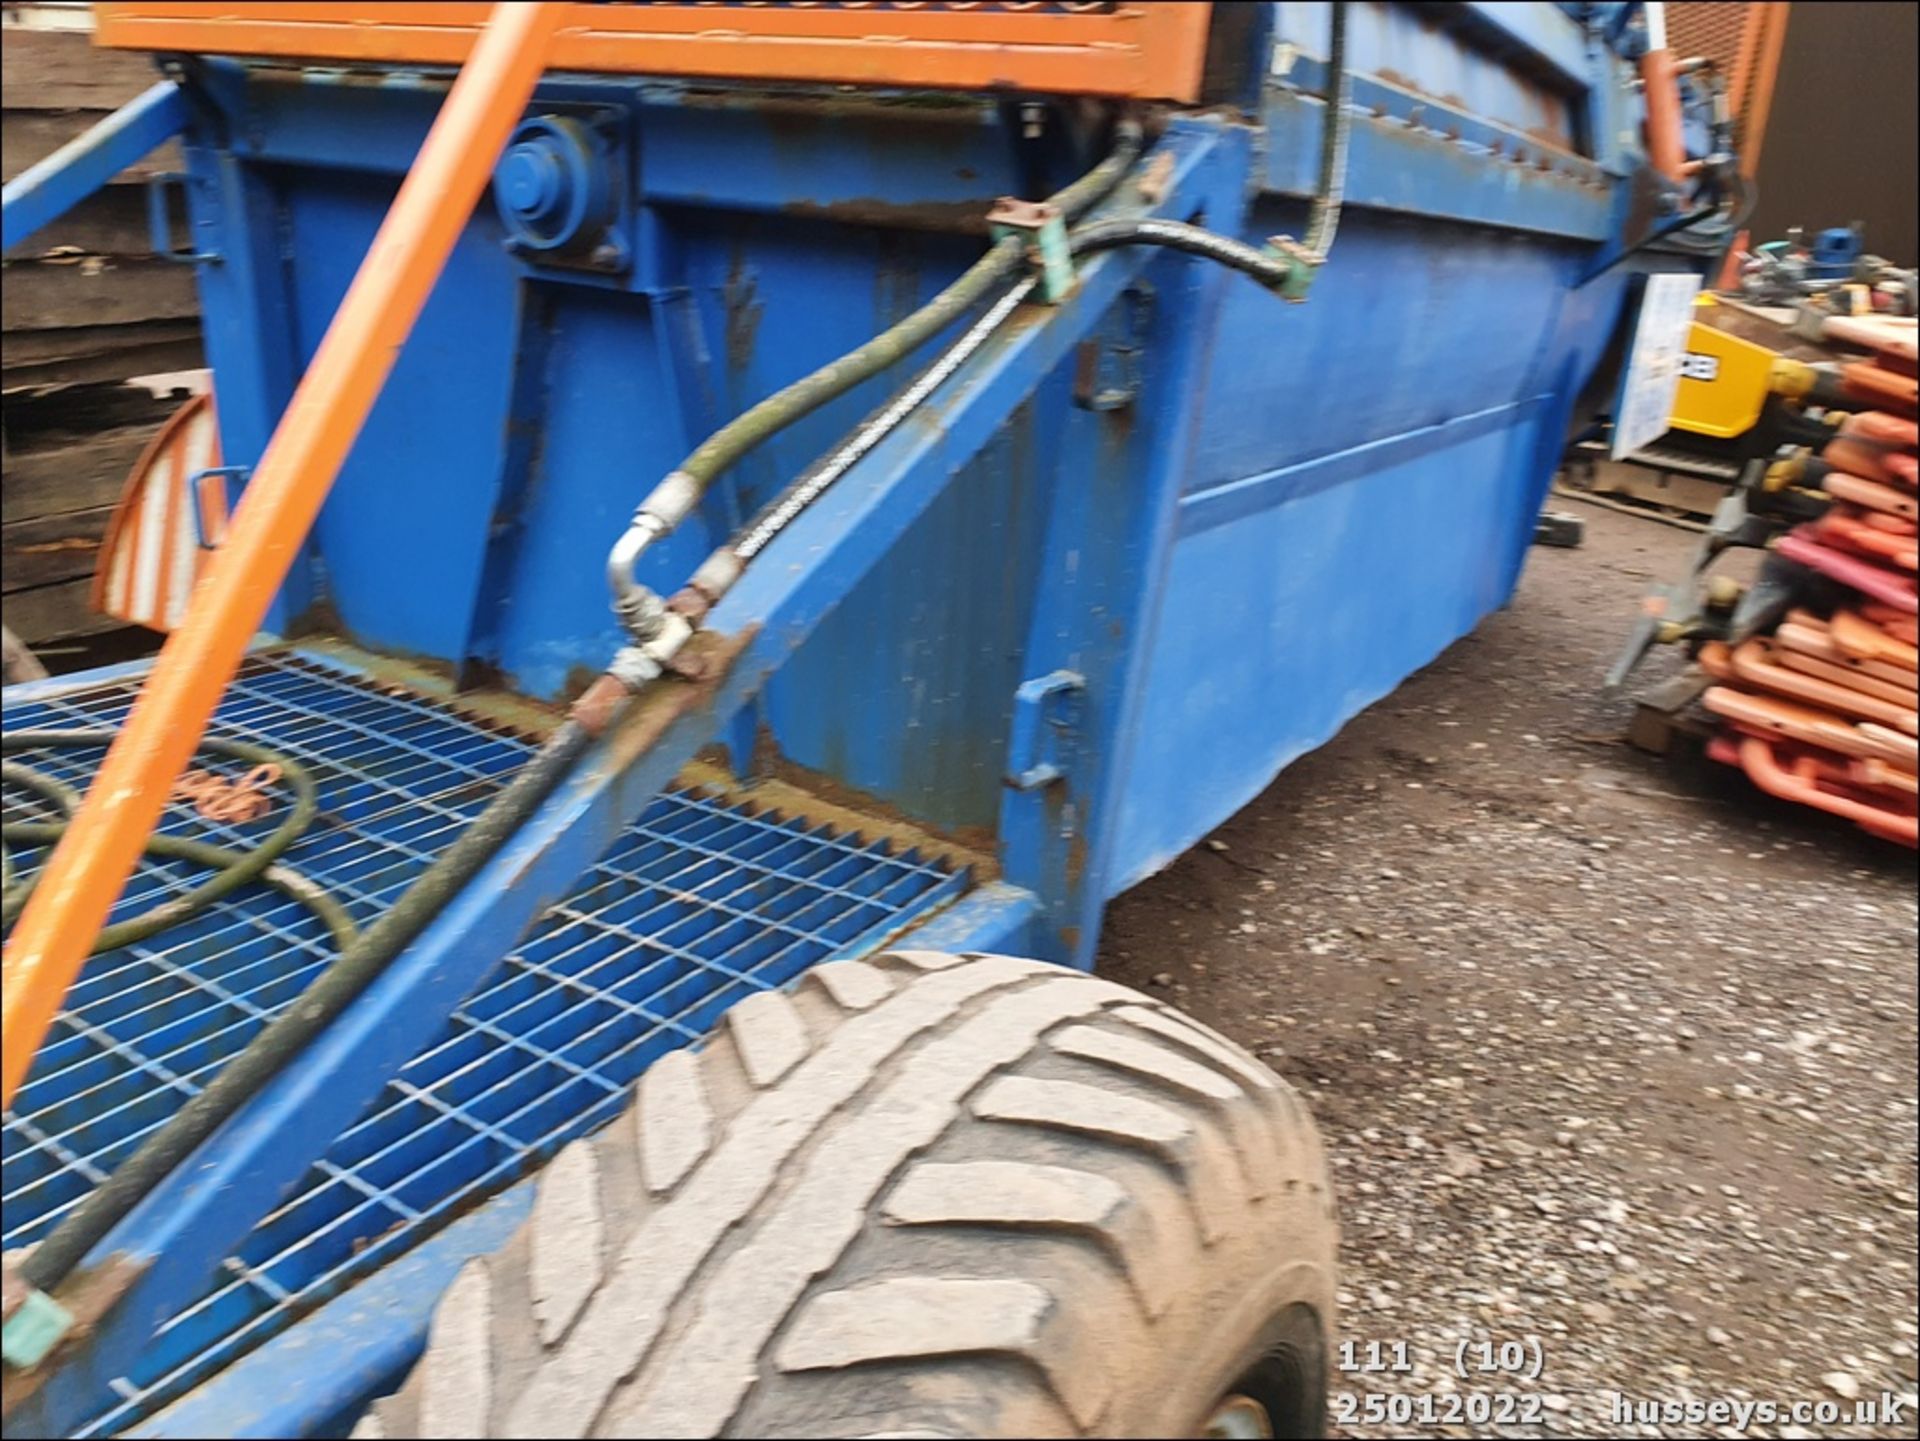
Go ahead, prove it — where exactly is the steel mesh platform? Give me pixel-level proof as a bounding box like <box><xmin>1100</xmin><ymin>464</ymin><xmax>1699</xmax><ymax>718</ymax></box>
<box><xmin>1</xmin><ymin>649</ymin><xmax>966</xmax><ymax>1436</ymax></box>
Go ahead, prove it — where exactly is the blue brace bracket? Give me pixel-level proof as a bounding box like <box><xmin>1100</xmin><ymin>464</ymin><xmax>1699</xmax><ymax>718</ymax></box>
<box><xmin>2</xmin><ymin>81</ymin><xmax>190</xmax><ymax>254</ymax></box>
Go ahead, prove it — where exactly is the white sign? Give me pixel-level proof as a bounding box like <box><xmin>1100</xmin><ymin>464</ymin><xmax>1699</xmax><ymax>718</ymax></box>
<box><xmin>1612</xmin><ymin>272</ymin><xmax>1703</xmax><ymax>460</ymax></box>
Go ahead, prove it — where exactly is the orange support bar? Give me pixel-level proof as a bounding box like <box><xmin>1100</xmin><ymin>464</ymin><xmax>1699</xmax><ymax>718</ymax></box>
<box><xmin>1</xmin><ymin>1</ymin><xmax>569</xmax><ymax>1108</ymax></box>
<box><xmin>1637</xmin><ymin>3</ymin><xmax>1686</xmax><ymax>183</ymax></box>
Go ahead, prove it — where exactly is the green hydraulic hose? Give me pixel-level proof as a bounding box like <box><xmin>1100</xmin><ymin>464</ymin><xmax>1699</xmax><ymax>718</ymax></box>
<box><xmin>2</xmin><ymin>731</ymin><xmax>322</xmax><ymax>947</ymax></box>
<box><xmin>712</xmin><ymin>216</ymin><xmax>1303</xmax><ymax>577</ymax></box>
<box><xmin>676</xmin><ymin>118</ymin><xmax>1144</xmax><ymax>490</ymax></box>
<box><xmin>4</xmin><ymin>815</ymin><xmax>356</xmax><ymax>955</ymax></box>
<box><xmin>678</xmin><ymin>240</ymin><xmax>1022</xmax><ymax>489</ymax></box>
<box><xmin>1047</xmin><ymin>117</ymin><xmax>1150</xmax><ymax>227</ymax></box>
<box><xmin>607</xmin><ymin>116</ymin><xmax>1149</xmax><ymax>639</ymax></box>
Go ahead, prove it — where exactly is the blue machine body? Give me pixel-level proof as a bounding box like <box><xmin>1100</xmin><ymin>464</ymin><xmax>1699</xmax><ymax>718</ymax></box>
<box><xmin>0</xmin><ymin>4</ymin><xmax>1713</xmax><ymax>1434</ymax></box>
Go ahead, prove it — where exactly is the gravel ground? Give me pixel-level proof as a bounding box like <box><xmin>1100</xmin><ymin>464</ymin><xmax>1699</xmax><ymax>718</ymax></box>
<box><xmin>1098</xmin><ymin>502</ymin><xmax>1919</xmax><ymax>1439</ymax></box>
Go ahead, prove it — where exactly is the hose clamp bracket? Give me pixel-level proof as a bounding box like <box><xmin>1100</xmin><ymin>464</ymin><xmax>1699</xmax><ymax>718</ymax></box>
<box><xmin>989</xmin><ymin>197</ymin><xmax>1073</xmax><ymax>304</ymax></box>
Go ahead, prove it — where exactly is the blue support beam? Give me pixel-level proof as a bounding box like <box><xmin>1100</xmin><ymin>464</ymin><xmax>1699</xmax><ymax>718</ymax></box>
<box><xmin>129</xmin><ymin>1186</ymin><xmax>537</xmax><ymax>1440</ymax></box>
<box><xmin>1262</xmin><ymin>85</ymin><xmax>1614</xmax><ymax>240</ymax></box>
<box><xmin>1451</xmin><ymin>1</ymin><xmax>1596</xmax><ymax>90</ymax></box>
<box><xmin>999</xmin><ymin>128</ymin><xmax>1253</xmax><ymax>970</ymax></box>
<box><xmin>14</xmin><ymin>119</ymin><xmax>1232</xmax><ymax>1440</ymax></box>
<box><xmin>2</xmin><ymin>81</ymin><xmax>187</xmax><ymax>253</ymax></box>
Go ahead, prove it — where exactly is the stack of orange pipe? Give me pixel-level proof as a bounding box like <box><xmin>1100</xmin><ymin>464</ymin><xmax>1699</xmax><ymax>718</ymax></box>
<box><xmin>1700</xmin><ymin>395</ymin><xmax>1919</xmax><ymax>845</ymax></box>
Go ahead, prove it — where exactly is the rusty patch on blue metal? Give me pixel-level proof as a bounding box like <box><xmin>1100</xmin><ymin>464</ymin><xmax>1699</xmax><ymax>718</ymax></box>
<box><xmin>723</xmin><ymin>246</ymin><xmax>765</xmax><ymax>379</ymax></box>
<box><xmin>783</xmin><ymin>196</ymin><xmax>992</xmax><ymax>236</ymax></box>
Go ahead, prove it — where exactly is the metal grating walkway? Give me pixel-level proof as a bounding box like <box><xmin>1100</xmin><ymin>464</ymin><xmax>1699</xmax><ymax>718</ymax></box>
<box><xmin>0</xmin><ymin>650</ymin><xmax>967</xmax><ymax>1436</ymax></box>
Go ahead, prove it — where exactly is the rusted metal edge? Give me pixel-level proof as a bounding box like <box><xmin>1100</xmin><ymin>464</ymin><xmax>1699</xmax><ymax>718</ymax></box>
<box><xmin>0</xmin><ymin>1255</ymin><xmax>147</xmax><ymax>1415</ymax></box>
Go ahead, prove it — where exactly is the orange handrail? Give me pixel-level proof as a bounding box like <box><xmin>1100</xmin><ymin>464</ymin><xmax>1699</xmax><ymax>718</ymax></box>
<box><xmin>1</xmin><ymin>1</ymin><xmax>569</xmax><ymax>1108</ymax></box>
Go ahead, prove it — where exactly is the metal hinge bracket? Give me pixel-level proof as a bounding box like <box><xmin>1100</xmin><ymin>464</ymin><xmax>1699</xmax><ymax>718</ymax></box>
<box><xmin>1005</xmin><ymin>670</ymin><xmax>1085</xmax><ymax>790</ymax></box>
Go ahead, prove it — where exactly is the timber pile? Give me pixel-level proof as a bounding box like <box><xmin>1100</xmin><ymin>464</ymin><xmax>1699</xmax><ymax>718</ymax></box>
<box><xmin>2</xmin><ymin>7</ymin><xmax>203</xmax><ymax>654</ymax></box>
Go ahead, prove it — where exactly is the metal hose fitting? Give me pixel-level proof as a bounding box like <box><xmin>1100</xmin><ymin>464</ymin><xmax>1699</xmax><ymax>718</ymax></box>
<box><xmin>608</xmin><ymin>471</ymin><xmax>702</xmax><ymax>640</ymax></box>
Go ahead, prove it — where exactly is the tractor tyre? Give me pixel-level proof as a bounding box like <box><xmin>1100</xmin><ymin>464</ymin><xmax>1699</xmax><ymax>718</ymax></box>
<box><xmin>355</xmin><ymin>950</ymin><xmax>1338</xmax><ymax>1439</ymax></box>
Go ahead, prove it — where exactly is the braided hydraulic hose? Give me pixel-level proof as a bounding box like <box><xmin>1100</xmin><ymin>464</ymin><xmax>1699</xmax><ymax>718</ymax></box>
<box><xmin>1067</xmin><ymin>218</ymin><xmax>1298</xmax><ymax>286</ymax></box>
<box><xmin>678</xmin><ymin>216</ymin><xmax>1302</xmax><ymax>611</ymax></box>
<box><xmin>675</xmin><ymin>117</ymin><xmax>1141</xmax><ymax>492</ymax></box>
<box><xmin>607</xmin><ymin>116</ymin><xmax>1145</xmax><ymax>635</ymax></box>
<box><xmin>730</xmin><ymin>276</ymin><xmax>1041</xmax><ymax>566</ymax></box>
<box><xmin>1303</xmin><ymin>0</ymin><xmax>1350</xmax><ymax>262</ymax></box>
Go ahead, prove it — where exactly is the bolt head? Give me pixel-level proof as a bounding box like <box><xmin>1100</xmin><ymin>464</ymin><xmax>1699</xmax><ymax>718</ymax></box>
<box><xmin>498</xmin><ymin>144</ymin><xmax>564</xmax><ymax>220</ymax></box>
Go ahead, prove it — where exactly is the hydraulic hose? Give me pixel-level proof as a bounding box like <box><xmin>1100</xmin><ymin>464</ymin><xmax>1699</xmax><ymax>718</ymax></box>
<box><xmin>1069</xmin><ymin>218</ymin><xmax>1298</xmax><ymax>287</ymax></box>
<box><xmin>2</xmin><ymin>732</ymin><xmax>320</xmax><ymax>947</ymax></box>
<box><xmin>17</xmin><ymin>718</ymin><xmax>596</xmax><ymax>1296</ymax></box>
<box><xmin>4</xmin><ymin>815</ymin><xmax>357</xmax><ymax>955</ymax></box>
<box><xmin>681</xmin><ymin>216</ymin><xmax>1301</xmax><ymax>605</ymax></box>
<box><xmin>608</xmin><ymin>116</ymin><xmax>1145</xmax><ymax>633</ymax></box>
<box><xmin>731</xmin><ymin>276</ymin><xmax>1040</xmax><ymax>567</ymax></box>
<box><xmin>1044</xmin><ymin>116</ymin><xmax>1150</xmax><ymax>227</ymax></box>
<box><xmin>1304</xmin><ymin>0</ymin><xmax>1351</xmax><ymax>261</ymax></box>
<box><xmin>678</xmin><ymin>116</ymin><xmax>1141</xmax><ymax>492</ymax></box>
<box><xmin>1664</xmin><ymin>166</ymin><xmax>1757</xmax><ymax>252</ymax></box>
<box><xmin>3</xmin><ymin>753</ymin><xmax>353</xmax><ymax>955</ymax></box>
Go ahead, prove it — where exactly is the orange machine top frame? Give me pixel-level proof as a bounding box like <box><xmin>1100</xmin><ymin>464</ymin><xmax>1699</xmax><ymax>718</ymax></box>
<box><xmin>93</xmin><ymin>2</ymin><xmax>1214</xmax><ymax>102</ymax></box>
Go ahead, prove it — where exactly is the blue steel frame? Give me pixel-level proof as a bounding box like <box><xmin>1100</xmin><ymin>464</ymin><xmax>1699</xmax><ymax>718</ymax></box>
<box><xmin>0</xmin><ymin>80</ymin><xmax>186</xmax><ymax>252</ymax></box>
<box><xmin>1</xmin><ymin>5</ymin><xmax>1714</xmax><ymax>1433</ymax></box>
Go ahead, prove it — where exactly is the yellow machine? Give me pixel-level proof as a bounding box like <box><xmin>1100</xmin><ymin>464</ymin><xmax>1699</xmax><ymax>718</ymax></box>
<box><xmin>1672</xmin><ymin>295</ymin><xmax>1837</xmax><ymax>439</ymax></box>
<box><xmin>1566</xmin><ymin>295</ymin><xmax>1846</xmax><ymax>519</ymax></box>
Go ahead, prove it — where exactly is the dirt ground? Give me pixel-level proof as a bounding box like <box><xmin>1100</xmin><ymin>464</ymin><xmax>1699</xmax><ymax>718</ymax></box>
<box><xmin>1098</xmin><ymin>501</ymin><xmax>1919</xmax><ymax>1438</ymax></box>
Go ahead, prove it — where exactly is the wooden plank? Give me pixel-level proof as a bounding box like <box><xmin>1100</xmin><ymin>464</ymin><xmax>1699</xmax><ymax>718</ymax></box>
<box><xmin>1825</xmin><ymin>313</ymin><xmax>1920</xmax><ymax>368</ymax></box>
<box><xmin>5</xmin><ymin>380</ymin><xmax>183</xmax><ymax>434</ymax></box>
<box><xmin>2</xmin><ymin>423</ymin><xmax>154</xmax><ymax>524</ymax></box>
<box><xmin>1</xmin><ymin>186</ymin><xmax>177</xmax><ymax>260</ymax></box>
<box><xmin>1</xmin><ymin>317</ymin><xmax>201</xmax><ymax>369</ymax></box>
<box><xmin>1</xmin><ymin>503</ymin><xmax>117</xmax><ymax>591</ymax></box>
<box><xmin>0</xmin><ymin>256</ymin><xmax>199</xmax><ymax>331</ymax></box>
<box><xmin>2</xmin><ymin>109</ymin><xmax>183</xmax><ymax>185</ymax></box>
<box><xmin>0</xmin><ymin>28</ymin><xmax>164</xmax><ymax>111</ymax></box>
<box><xmin>1</xmin><ymin>334</ymin><xmax>204</xmax><ymax>388</ymax></box>
<box><xmin>0</xmin><ymin>577</ymin><xmax>118</xmax><ymax>644</ymax></box>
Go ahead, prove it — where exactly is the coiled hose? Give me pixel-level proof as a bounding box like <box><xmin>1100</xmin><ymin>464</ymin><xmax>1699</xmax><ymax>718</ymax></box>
<box><xmin>2</xmin><ymin>732</ymin><xmax>343</xmax><ymax>948</ymax></box>
<box><xmin>15</xmin><ymin>720</ymin><xmax>593</xmax><ymax>1295</ymax></box>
